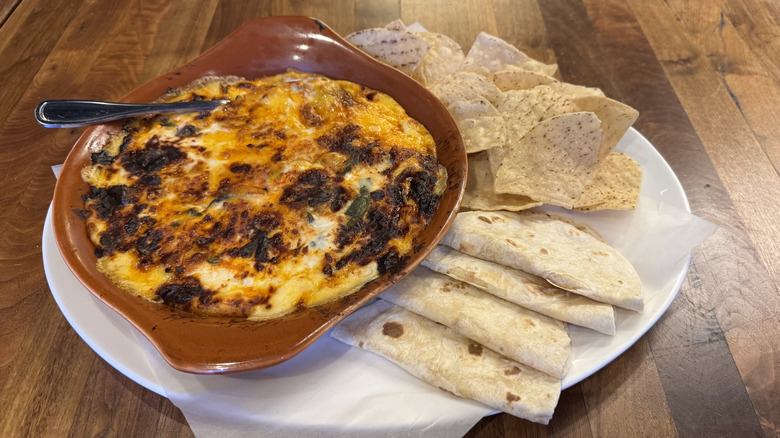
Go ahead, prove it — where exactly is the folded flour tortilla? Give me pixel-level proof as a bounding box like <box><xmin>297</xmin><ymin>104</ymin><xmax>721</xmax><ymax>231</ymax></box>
<box><xmin>422</xmin><ymin>245</ymin><xmax>616</xmax><ymax>335</ymax></box>
<box><xmin>439</xmin><ymin>211</ymin><xmax>643</xmax><ymax>312</ymax></box>
<box><xmin>382</xmin><ymin>267</ymin><xmax>571</xmax><ymax>378</ymax></box>
<box><xmin>331</xmin><ymin>300</ymin><xmax>561</xmax><ymax>424</ymax></box>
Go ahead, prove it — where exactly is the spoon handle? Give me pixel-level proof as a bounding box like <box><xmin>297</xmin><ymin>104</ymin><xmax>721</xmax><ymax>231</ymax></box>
<box><xmin>35</xmin><ymin>99</ymin><xmax>228</xmax><ymax>128</ymax></box>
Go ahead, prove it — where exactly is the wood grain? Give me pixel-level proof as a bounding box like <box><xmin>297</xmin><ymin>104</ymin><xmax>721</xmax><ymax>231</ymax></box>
<box><xmin>0</xmin><ymin>0</ymin><xmax>778</xmax><ymax>436</ymax></box>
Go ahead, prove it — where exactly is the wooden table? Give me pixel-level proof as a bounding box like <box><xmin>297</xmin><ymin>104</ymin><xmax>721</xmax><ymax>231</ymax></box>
<box><xmin>1</xmin><ymin>0</ymin><xmax>778</xmax><ymax>436</ymax></box>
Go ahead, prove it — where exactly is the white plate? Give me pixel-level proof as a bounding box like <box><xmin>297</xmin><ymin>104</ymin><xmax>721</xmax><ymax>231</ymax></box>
<box><xmin>43</xmin><ymin>127</ymin><xmax>691</xmax><ymax>422</ymax></box>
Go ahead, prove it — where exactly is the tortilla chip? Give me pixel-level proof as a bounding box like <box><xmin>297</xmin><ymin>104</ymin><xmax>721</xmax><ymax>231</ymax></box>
<box><xmin>568</xmin><ymin>95</ymin><xmax>639</xmax><ymax>161</ymax></box>
<box><xmin>448</xmin><ymin>97</ymin><xmax>500</xmax><ymax>119</ymax></box>
<box><xmin>411</xmin><ymin>32</ymin><xmax>465</xmax><ymax>86</ymax></box>
<box><xmin>495</xmin><ymin>86</ymin><xmax>577</xmax><ymax>146</ymax></box>
<box><xmin>429</xmin><ymin>71</ymin><xmax>502</xmax><ymax>106</ymax></box>
<box><xmin>457</xmin><ymin>117</ymin><xmax>507</xmax><ymax>154</ymax></box>
<box><xmin>384</xmin><ymin>19</ymin><xmax>407</xmax><ymax>31</ymax></box>
<box><xmin>460</xmin><ymin>32</ymin><xmax>558</xmax><ymax>77</ymax></box>
<box><xmin>574</xmin><ymin>152</ymin><xmax>642</xmax><ymax>211</ymax></box>
<box><xmin>405</xmin><ymin>21</ymin><xmax>428</xmax><ymax>32</ymax></box>
<box><xmin>462</xmin><ymin>151</ymin><xmax>541</xmax><ymax>211</ymax></box>
<box><xmin>547</xmin><ymin>82</ymin><xmax>604</xmax><ymax>99</ymax></box>
<box><xmin>490</xmin><ymin>68</ymin><xmax>559</xmax><ymax>91</ymax></box>
<box><xmin>447</xmin><ymin>99</ymin><xmax>505</xmax><ymax>153</ymax></box>
<box><xmin>346</xmin><ymin>28</ymin><xmax>430</xmax><ymax>76</ymax></box>
<box><xmin>489</xmin><ymin>112</ymin><xmax>602</xmax><ymax>208</ymax></box>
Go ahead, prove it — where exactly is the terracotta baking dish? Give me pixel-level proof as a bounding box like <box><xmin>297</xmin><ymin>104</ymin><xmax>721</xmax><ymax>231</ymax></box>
<box><xmin>51</xmin><ymin>16</ymin><xmax>466</xmax><ymax>374</ymax></box>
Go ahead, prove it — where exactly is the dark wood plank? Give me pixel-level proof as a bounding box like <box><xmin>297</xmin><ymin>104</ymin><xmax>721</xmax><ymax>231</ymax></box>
<box><xmin>619</xmin><ymin>1</ymin><xmax>780</xmax><ymax>435</ymax></box>
<box><xmin>580</xmin><ymin>338</ymin><xmax>678</xmax><ymax>437</ymax></box>
<box><xmin>354</xmin><ymin>0</ymin><xmax>400</xmax><ymax>31</ymax></box>
<box><xmin>0</xmin><ymin>0</ymin><xmax>21</xmax><ymax>26</ymax></box>
<box><xmin>0</xmin><ymin>296</ymin><xmax>94</xmax><ymax>436</ymax></box>
<box><xmin>0</xmin><ymin>0</ymin><xmax>133</xmax><ymax>390</ymax></box>
<box><xmin>0</xmin><ymin>0</ymin><xmax>85</xmax><ymax>127</ymax></box>
<box><xmin>492</xmin><ymin>0</ymin><xmax>556</xmax><ymax>64</ymax></box>
<box><xmin>0</xmin><ymin>1</ymin><xmax>208</xmax><ymax>437</ymax></box>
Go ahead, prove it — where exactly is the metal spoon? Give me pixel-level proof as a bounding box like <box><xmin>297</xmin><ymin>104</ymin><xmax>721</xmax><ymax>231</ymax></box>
<box><xmin>35</xmin><ymin>99</ymin><xmax>230</xmax><ymax>128</ymax></box>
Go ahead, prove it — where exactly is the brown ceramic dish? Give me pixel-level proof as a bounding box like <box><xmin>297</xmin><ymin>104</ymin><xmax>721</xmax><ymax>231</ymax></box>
<box><xmin>51</xmin><ymin>16</ymin><xmax>466</xmax><ymax>374</ymax></box>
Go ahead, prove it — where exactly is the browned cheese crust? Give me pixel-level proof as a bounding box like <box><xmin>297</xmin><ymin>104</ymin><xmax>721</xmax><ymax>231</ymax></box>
<box><xmin>79</xmin><ymin>71</ymin><xmax>445</xmax><ymax>320</ymax></box>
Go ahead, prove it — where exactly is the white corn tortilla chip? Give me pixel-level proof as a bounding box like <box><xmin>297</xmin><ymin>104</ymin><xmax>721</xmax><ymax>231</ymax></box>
<box><xmin>429</xmin><ymin>71</ymin><xmax>502</xmax><ymax>106</ymax></box>
<box><xmin>448</xmin><ymin>98</ymin><xmax>500</xmax><ymax>119</ymax></box>
<box><xmin>495</xmin><ymin>85</ymin><xmax>577</xmax><ymax>143</ymax></box>
<box><xmin>412</xmin><ymin>32</ymin><xmax>465</xmax><ymax>86</ymax></box>
<box><xmin>569</xmin><ymin>95</ymin><xmax>639</xmax><ymax>161</ymax></box>
<box><xmin>447</xmin><ymin>99</ymin><xmax>505</xmax><ymax>153</ymax></box>
<box><xmin>489</xmin><ymin>111</ymin><xmax>602</xmax><ymax>208</ymax></box>
<box><xmin>460</xmin><ymin>32</ymin><xmax>558</xmax><ymax>77</ymax></box>
<box><xmin>346</xmin><ymin>28</ymin><xmax>430</xmax><ymax>75</ymax></box>
<box><xmin>331</xmin><ymin>300</ymin><xmax>561</xmax><ymax>424</ymax></box>
<box><xmin>462</xmin><ymin>151</ymin><xmax>542</xmax><ymax>211</ymax></box>
<box><xmin>382</xmin><ymin>266</ymin><xmax>572</xmax><ymax>378</ymax></box>
<box><xmin>548</xmin><ymin>82</ymin><xmax>604</xmax><ymax>99</ymax></box>
<box><xmin>574</xmin><ymin>152</ymin><xmax>642</xmax><ymax>211</ymax></box>
<box><xmin>491</xmin><ymin>68</ymin><xmax>559</xmax><ymax>91</ymax></box>
<box><xmin>422</xmin><ymin>245</ymin><xmax>616</xmax><ymax>335</ymax></box>
<box><xmin>384</xmin><ymin>19</ymin><xmax>407</xmax><ymax>31</ymax></box>
<box><xmin>405</xmin><ymin>21</ymin><xmax>428</xmax><ymax>32</ymax></box>
<box><xmin>439</xmin><ymin>211</ymin><xmax>643</xmax><ymax>311</ymax></box>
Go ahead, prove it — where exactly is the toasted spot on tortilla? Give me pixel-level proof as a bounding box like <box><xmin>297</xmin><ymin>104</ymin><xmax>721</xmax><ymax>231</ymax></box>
<box><xmin>504</xmin><ymin>366</ymin><xmax>522</xmax><ymax>376</ymax></box>
<box><xmin>382</xmin><ymin>321</ymin><xmax>404</xmax><ymax>338</ymax></box>
<box><xmin>477</xmin><ymin>215</ymin><xmax>492</xmax><ymax>224</ymax></box>
<box><xmin>468</xmin><ymin>343</ymin><xmax>483</xmax><ymax>356</ymax></box>
<box><xmin>506</xmin><ymin>392</ymin><xmax>521</xmax><ymax>403</ymax></box>
<box><xmin>459</xmin><ymin>242</ymin><xmax>477</xmax><ymax>253</ymax></box>
<box><xmin>540</xmin><ymin>248</ymin><xmax>548</xmax><ymax>255</ymax></box>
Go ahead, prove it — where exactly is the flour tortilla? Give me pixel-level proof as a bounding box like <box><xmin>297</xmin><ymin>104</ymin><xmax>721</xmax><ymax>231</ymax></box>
<box><xmin>382</xmin><ymin>267</ymin><xmax>571</xmax><ymax>378</ymax></box>
<box><xmin>422</xmin><ymin>245</ymin><xmax>616</xmax><ymax>334</ymax></box>
<box><xmin>331</xmin><ymin>300</ymin><xmax>561</xmax><ymax>424</ymax></box>
<box><xmin>439</xmin><ymin>211</ymin><xmax>643</xmax><ymax>312</ymax></box>
<box><xmin>462</xmin><ymin>151</ymin><xmax>542</xmax><ymax>211</ymax></box>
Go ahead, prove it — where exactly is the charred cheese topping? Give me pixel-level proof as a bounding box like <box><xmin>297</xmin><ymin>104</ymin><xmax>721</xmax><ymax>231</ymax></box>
<box><xmin>80</xmin><ymin>71</ymin><xmax>446</xmax><ymax>320</ymax></box>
